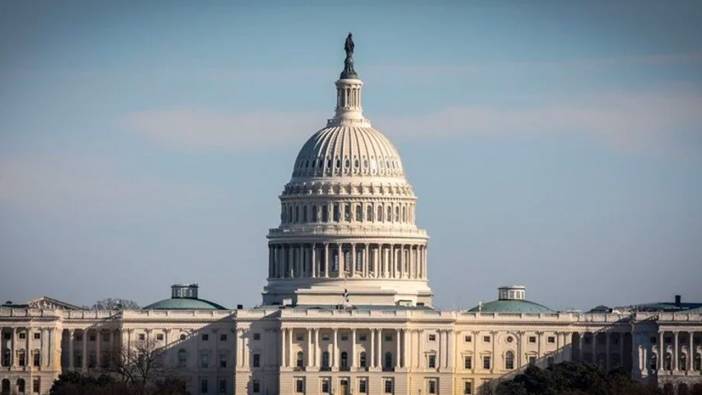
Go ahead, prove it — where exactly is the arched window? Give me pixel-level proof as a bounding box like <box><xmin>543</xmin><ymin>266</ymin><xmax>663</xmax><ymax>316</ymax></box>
<box><xmin>2</xmin><ymin>379</ymin><xmax>10</xmax><ymax>394</ymax></box>
<box><xmin>312</xmin><ymin>206</ymin><xmax>318</xmax><ymax>222</ymax></box>
<box><xmin>367</xmin><ymin>205</ymin><xmax>373</xmax><ymax>222</ymax></box>
<box><xmin>340</xmin><ymin>351</ymin><xmax>348</xmax><ymax>369</ymax></box>
<box><xmin>322</xmin><ymin>205</ymin><xmax>329</xmax><ymax>222</ymax></box>
<box><xmin>16</xmin><ymin>379</ymin><xmax>25</xmax><ymax>393</ymax></box>
<box><xmin>695</xmin><ymin>353</ymin><xmax>701</xmax><ymax>371</ymax></box>
<box><xmin>344</xmin><ymin>204</ymin><xmax>351</xmax><ymax>222</ymax></box>
<box><xmin>377</xmin><ymin>206</ymin><xmax>383</xmax><ymax>222</ymax></box>
<box><xmin>321</xmin><ymin>351</ymin><xmax>330</xmax><ymax>369</ymax></box>
<box><xmin>387</xmin><ymin>206</ymin><xmax>392</xmax><ymax>222</ymax></box>
<box><xmin>333</xmin><ymin>204</ymin><xmax>340</xmax><ymax>222</ymax></box>
<box><xmin>384</xmin><ymin>352</ymin><xmax>393</xmax><ymax>369</ymax></box>
<box><xmin>356</xmin><ymin>204</ymin><xmax>362</xmax><ymax>222</ymax></box>
<box><xmin>681</xmin><ymin>353</ymin><xmax>687</xmax><ymax>371</ymax></box>
<box><xmin>649</xmin><ymin>353</ymin><xmax>657</xmax><ymax>370</ymax></box>
<box><xmin>505</xmin><ymin>351</ymin><xmax>514</xmax><ymax>370</ymax></box>
<box><xmin>359</xmin><ymin>351</ymin><xmax>367</xmax><ymax>368</ymax></box>
<box><xmin>395</xmin><ymin>206</ymin><xmax>400</xmax><ymax>222</ymax></box>
<box><xmin>665</xmin><ymin>353</ymin><xmax>673</xmax><ymax>371</ymax></box>
<box><xmin>303</xmin><ymin>206</ymin><xmax>308</xmax><ymax>223</ymax></box>
<box><xmin>402</xmin><ymin>206</ymin><xmax>406</xmax><ymax>222</ymax></box>
<box><xmin>296</xmin><ymin>351</ymin><xmax>304</xmax><ymax>368</ymax></box>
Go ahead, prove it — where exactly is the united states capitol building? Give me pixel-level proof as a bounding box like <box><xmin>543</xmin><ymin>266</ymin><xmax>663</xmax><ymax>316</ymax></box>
<box><xmin>1</xmin><ymin>37</ymin><xmax>701</xmax><ymax>395</ymax></box>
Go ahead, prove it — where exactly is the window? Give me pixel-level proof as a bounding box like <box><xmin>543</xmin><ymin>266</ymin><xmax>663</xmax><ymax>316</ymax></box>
<box><xmin>178</xmin><ymin>349</ymin><xmax>187</xmax><ymax>367</ymax></box>
<box><xmin>19</xmin><ymin>332</ymin><xmax>26</xmax><ymax>339</ymax></box>
<box><xmin>483</xmin><ymin>336</ymin><xmax>490</xmax><ymax>343</ymax></box>
<box><xmin>156</xmin><ymin>333</ymin><xmax>164</xmax><ymax>341</ymax></box>
<box><xmin>180</xmin><ymin>334</ymin><xmax>187</xmax><ymax>341</ymax></box>
<box><xmin>384</xmin><ymin>352</ymin><xmax>393</xmax><ymax>369</ymax></box>
<box><xmin>220</xmin><ymin>334</ymin><xmax>227</xmax><ymax>341</ymax></box>
<box><xmin>482</xmin><ymin>355</ymin><xmax>491</xmax><ymax>370</ymax></box>
<box><xmin>297</xmin><ymin>351</ymin><xmax>304</xmax><ymax>368</ymax></box>
<box><xmin>528</xmin><ymin>336</ymin><xmax>536</xmax><ymax>343</ymax></box>
<box><xmin>360</xmin><ymin>351</ymin><xmax>367</xmax><ymax>368</ymax></box>
<box><xmin>377</xmin><ymin>206</ymin><xmax>383</xmax><ymax>221</ymax></box>
<box><xmin>218</xmin><ymin>378</ymin><xmax>226</xmax><ymax>394</ymax></box>
<box><xmin>428</xmin><ymin>334</ymin><xmax>436</xmax><ymax>341</ymax></box>
<box><xmin>505</xmin><ymin>351</ymin><xmax>514</xmax><ymax>370</ymax></box>
<box><xmin>202</xmin><ymin>334</ymin><xmax>209</xmax><ymax>341</ymax></box>
<box><xmin>253</xmin><ymin>353</ymin><xmax>260</xmax><ymax>368</ymax></box>
<box><xmin>18</xmin><ymin>350</ymin><xmax>25</xmax><ymax>366</ymax></box>
<box><xmin>384</xmin><ymin>379</ymin><xmax>393</xmax><ymax>393</ymax></box>
<box><xmin>200</xmin><ymin>353</ymin><xmax>209</xmax><ymax>368</ymax></box>
<box><xmin>312</xmin><ymin>206</ymin><xmax>318</xmax><ymax>222</ymax></box>
<box><xmin>464</xmin><ymin>355</ymin><xmax>472</xmax><ymax>369</ymax></box>
<box><xmin>367</xmin><ymin>205</ymin><xmax>373</xmax><ymax>221</ymax></box>
<box><xmin>321</xmin><ymin>351</ymin><xmax>330</xmax><ymax>370</ymax></box>
<box><xmin>296</xmin><ymin>378</ymin><xmax>305</xmax><ymax>393</ymax></box>
<box><xmin>428</xmin><ymin>379</ymin><xmax>437</xmax><ymax>394</ymax></box>
<box><xmin>356</xmin><ymin>204</ymin><xmax>362</xmax><ymax>221</ymax></box>
<box><xmin>548</xmin><ymin>336</ymin><xmax>555</xmax><ymax>343</ymax></box>
<box><xmin>506</xmin><ymin>336</ymin><xmax>513</xmax><ymax>343</ymax></box>
<box><xmin>321</xmin><ymin>378</ymin><xmax>330</xmax><ymax>393</ymax></box>
<box><xmin>33</xmin><ymin>351</ymin><xmax>40</xmax><ymax>367</ymax></box>
<box><xmin>359</xmin><ymin>378</ymin><xmax>367</xmax><ymax>393</ymax></box>
<box><xmin>219</xmin><ymin>354</ymin><xmax>227</xmax><ymax>368</ymax></box>
<box><xmin>253</xmin><ymin>333</ymin><xmax>260</xmax><ymax>341</ymax></box>
<box><xmin>428</xmin><ymin>354</ymin><xmax>436</xmax><ymax>368</ymax></box>
<box><xmin>252</xmin><ymin>380</ymin><xmax>260</xmax><ymax>393</ymax></box>
<box><xmin>17</xmin><ymin>379</ymin><xmax>25</xmax><ymax>394</ymax></box>
<box><xmin>465</xmin><ymin>335</ymin><xmax>472</xmax><ymax>342</ymax></box>
<box><xmin>341</xmin><ymin>334</ymin><xmax>348</xmax><ymax>341</ymax></box>
<box><xmin>200</xmin><ymin>378</ymin><xmax>208</xmax><ymax>394</ymax></box>
<box><xmin>138</xmin><ymin>333</ymin><xmax>145</xmax><ymax>341</ymax></box>
<box><xmin>359</xmin><ymin>335</ymin><xmax>367</xmax><ymax>341</ymax></box>
<box><xmin>340</xmin><ymin>351</ymin><xmax>349</xmax><ymax>369</ymax></box>
<box><xmin>385</xmin><ymin>335</ymin><xmax>393</xmax><ymax>342</ymax></box>
<box><xmin>464</xmin><ymin>382</ymin><xmax>472</xmax><ymax>394</ymax></box>
<box><xmin>33</xmin><ymin>378</ymin><xmax>40</xmax><ymax>393</ymax></box>
<box><xmin>528</xmin><ymin>356</ymin><xmax>536</xmax><ymax>366</ymax></box>
<box><xmin>333</xmin><ymin>204</ymin><xmax>340</xmax><ymax>222</ymax></box>
<box><xmin>33</xmin><ymin>333</ymin><xmax>40</xmax><ymax>340</ymax></box>
<box><xmin>322</xmin><ymin>205</ymin><xmax>329</xmax><ymax>222</ymax></box>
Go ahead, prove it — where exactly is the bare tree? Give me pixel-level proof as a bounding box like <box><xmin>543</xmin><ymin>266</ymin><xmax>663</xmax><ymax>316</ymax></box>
<box><xmin>111</xmin><ymin>338</ymin><xmax>179</xmax><ymax>394</ymax></box>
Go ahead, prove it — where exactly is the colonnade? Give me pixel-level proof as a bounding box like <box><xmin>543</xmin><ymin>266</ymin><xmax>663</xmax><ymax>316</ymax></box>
<box><xmin>573</xmin><ymin>331</ymin><xmax>630</xmax><ymax>371</ymax></box>
<box><xmin>268</xmin><ymin>243</ymin><xmax>427</xmax><ymax>280</ymax></box>
<box><xmin>62</xmin><ymin>328</ymin><xmax>121</xmax><ymax>371</ymax></box>
<box><xmin>281</xmin><ymin>201</ymin><xmax>416</xmax><ymax>226</ymax></box>
<box><xmin>642</xmin><ymin>330</ymin><xmax>701</xmax><ymax>374</ymax></box>
<box><xmin>0</xmin><ymin>327</ymin><xmax>57</xmax><ymax>371</ymax></box>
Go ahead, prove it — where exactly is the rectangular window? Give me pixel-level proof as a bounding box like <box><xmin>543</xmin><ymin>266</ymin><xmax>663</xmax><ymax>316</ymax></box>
<box><xmin>219</xmin><ymin>354</ymin><xmax>227</xmax><ymax>368</ymax></box>
<box><xmin>464</xmin><ymin>355</ymin><xmax>472</xmax><ymax>369</ymax></box>
<box><xmin>384</xmin><ymin>379</ymin><xmax>393</xmax><ymax>393</ymax></box>
<box><xmin>19</xmin><ymin>332</ymin><xmax>26</xmax><ymax>339</ymax></box>
<box><xmin>218</xmin><ymin>378</ymin><xmax>226</xmax><ymax>394</ymax></box>
<box><xmin>138</xmin><ymin>333</ymin><xmax>145</xmax><ymax>341</ymax></box>
<box><xmin>385</xmin><ymin>335</ymin><xmax>392</xmax><ymax>342</ymax></box>
<box><xmin>253</xmin><ymin>333</ymin><xmax>261</xmax><ymax>341</ymax></box>
<box><xmin>200</xmin><ymin>378</ymin><xmax>208</xmax><ymax>394</ymax></box>
<box><xmin>428</xmin><ymin>334</ymin><xmax>436</xmax><ymax>341</ymax></box>
<box><xmin>202</xmin><ymin>334</ymin><xmax>209</xmax><ymax>341</ymax></box>
<box><xmin>547</xmin><ymin>336</ymin><xmax>555</xmax><ymax>343</ymax></box>
<box><xmin>220</xmin><ymin>334</ymin><xmax>227</xmax><ymax>341</ymax></box>
<box><xmin>529</xmin><ymin>336</ymin><xmax>536</xmax><ymax>343</ymax></box>
<box><xmin>359</xmin><ymin>379</ymin><xmax>367</xmax><ymax>393</ymax></box>
<box><xmin>428</xmin><ymin>354</ymin><xmax>436</xmax><ymax>368</ymax></box>
<box><xmin>483</xmin><ymin>336</ymin><xmax>490</xmax><ymax>343</ymax></box>
<box><xmin>341</xmin><ymin>334</ymin><xmax>348</xmax><ymax>341</ymax></box>
<box><xmin>33</xmin><ymin>352</ymin><xmax>40</xmax><ymax>367</ymax></box>
<box><xmin>464</xmin><ymin>382</ymin><xmax>472</xmax><ymax>394</ymax></box>
<box><xmin>33</xmin><ymin>378</ymin><xmax>40</xmax><ymax>393</ymax></box>
<box><xmin>321</xmin><ymin>378</ymin><xmax>330</xmax><ymax>393</ymax></box>
<box><xmin>33</xmin><ymin>333</ymin><xmax>40</xmax><ymax>340</ymax></box>
<box><xmin>359</xmin><ymin>335</ymin><xmax>367</xmax><ymax>341</ymax></box>
<box><xmin>200</xmin><ymin>353</ymin><xmax>209</xmax><ymax>368</ymax></box>
<box><xmin>529</xmin><ymin>356</ymin><xmax>536</xmax><ymax>366</ymax></box>
<box><xmin>156</xmin><ymin>333</ymin><xmax>164</xmax><ymax>341</ymax></box>
<box><xmin>252</xmin><ymin>380</ymin><xmax>260</xmax><ymax>393</ymax></box>
<box><xmin>428</xmin><ymin>380</ymin><xmax>437</xmax><ymax>394</ymax></box>
<box><xmin>253</xmin><ymin>354</ymin><xmax>260</xmax><ymax>368</ymax></box>
<box><xmin>296</xmin><ymin>378</ymin><xmax>305</xmax><ymax>393</ymax></box>
<box><xmin>483</xmin><ymin>356</ymin><xmax>491</xmax><ymax>370</ymax></box>
<box><xmin>465</xmin><ymin>335</ymin><xmax>472</xmax><ymax>342</ymax></box>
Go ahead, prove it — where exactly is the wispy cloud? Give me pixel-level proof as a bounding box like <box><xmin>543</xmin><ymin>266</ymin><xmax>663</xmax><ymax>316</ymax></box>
<box><xmin>123</xmin><ymin>109</ymin><xmax>325</xmax><ymax>151</ymax></box>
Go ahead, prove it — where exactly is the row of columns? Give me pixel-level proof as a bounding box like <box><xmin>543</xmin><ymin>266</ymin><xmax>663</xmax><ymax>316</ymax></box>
<box><xmin>281</xmin><ymin>202</ymin><xmax>415</xmax><ymax>226</ymax></box>
<box><xmin>64</xmin><ymin>328</ymin><xmax>119</xmax><ymax>371</ymax></box>
<box><xmin>575</xmin><ymin>331</ymin><xmax>628</xmax><ymax>371</ymax></box>
<box><xmin>651</xmin><ymin>330</ymin><xmax>699</xmax><ymax>373</ymax></box>
<box><xmin>0</xmin><ymin>327</ymin><xmax>56</xmax><ymax>370</ymax></box>
<box><xmin>269</xmin><ymin>243</ymin><xmax>427</xmax><ymax>280</ymax></box>
<box><xmin>278</xmin><ymin>328</ymin><xmax>409</xmax><ymax>371</ymax></box>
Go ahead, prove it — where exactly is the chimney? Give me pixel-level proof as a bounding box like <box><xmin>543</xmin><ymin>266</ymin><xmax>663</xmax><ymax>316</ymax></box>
<box><xmin>675</xmin><ymin>295</ymin><xmax>681</xmax><ymax>307</ymax></box>
<box><xmin>236</xmin><ymin>304</ymin><xmax>243</xmax><ymax>310</ymax></box>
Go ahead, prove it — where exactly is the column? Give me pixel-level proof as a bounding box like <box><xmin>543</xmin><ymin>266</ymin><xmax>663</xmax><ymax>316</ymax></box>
<box><xmin>324</xmin><ymin>243</ymin><xmax>329</xmax><ymax>278</ymax></box>
<box><xmin>491</xmin><ymin>331</ymin><xmax>496</xmax><ymax>373</ymax></box>
<box><xmin>314</xmin><ymin>329</ymin><xmax>320</xmax><ymax>368</ymax></box>
<box><xmin>674</xmin><ymin>331</ymin><xmax>679</xmax><ymax>371</ymax></box>
<box><xmin>377</xmin><ymin>329</ymin><xmax>382</xmax><ymax>368</ymax></box>
<box><xmin>402</xmin><ymin>328</ymin><xmax>409</xmax><ymax>368</ymax></box>
<box><xmin>689</xmin><ymin>332</ymin><xmax>694</xmax><ymax>371</ymax></box>
<box><xmin>279</xmin><ymin>328</ymin><xmax>286</xmax><ymax>368</ymax></box>
<box><xmin>658</xmin><ymin>331</ymin><xmax>664</xmax><ymax>372</ymax></box>
<box><xmin>333</xmin><ymin>329</ymin><xmax>338</xmax><ymax>369</ymax></box>
<box><xmin>447</xmin><ymin>330</ymin><xmax>454</xmax><ymax>369</ymax></box>
<box><xmin>337</xmin><ymin>244</ymin><xmax>343</xmax><ymax>277</ymax></box>
<box><xmin>243</xmin><ymin>330</ymin><xmax>250</xmax><ymax>368</ymax></box>
<box><xmin>591</xmin><ymin>333</ymin><xmax>597</xmax><ymax>364</ymax></box>
<box><xmin>437</xmin><ymin>330</ymin><xmax>443</xmax><ymax>369</ymax></box>
<box><xmin>351</xmin><ymin>329</ymin><xmax>357</xmax><ymax>369</ymax></box>
<box><xmin>351</xmin><ymin>244</ymin><xmax>356</xmax><ymax>277</ymax></box>
<box><xmin>308</xmin><ymin>329</ymin><xmax>314</xmax><ymax>368</ymax></box>
<box><xmin>619</xmin><ymin>333</ymin><xmax>625</xmax><ymax>368</ymax></box>
<box><xmin>311</xmin><ymin>243</ymin><xmax>317</xmax><ymax>277</ymax></box>
<box><xmin>395</xmin><ymin>329</ymin><xmax>401</xmax><ymax>369</ymax></box>
<box><xmin>95</xmin><ymin>330</ymin><xmax>101</xmax><ymax>368</ymax></box>
<box><xmin>288</xmin><ymin>328</ymin><xmax>294</xmax><ymax>368</ymax></box>
<box><xmin>370</xmin><ymin>329</ymin><xmax>375</xmax><ymax>369</ymax></box>
<box><xmin>81</xmin><ymin>330</ymin><xmax>87</xmax><ymax>370</ymax></box>
<box><xmin>108</xmin><ymin>330</ymin><xmax>114</xmax><ymax>369</ymax></box>
<box><xmin>605</xmin><ymin>332</ymin><xmax>610</xmax><ymax>371</ymax></box>
<box><xmin>68</xmin><ymin>329</ymin><xmax>74</xmax><ymax>370</ymax></box>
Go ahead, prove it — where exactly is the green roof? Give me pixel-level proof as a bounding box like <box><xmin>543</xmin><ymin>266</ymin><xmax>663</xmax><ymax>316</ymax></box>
<box><xmin>468</xmin><ymin>299</ymin><xmax>553</xmax><ymax>314</ymax></box>
<box><xmin>144</xmin><ymin>297</ymin><xmax>226</xmax><ymax>310</ymax></box>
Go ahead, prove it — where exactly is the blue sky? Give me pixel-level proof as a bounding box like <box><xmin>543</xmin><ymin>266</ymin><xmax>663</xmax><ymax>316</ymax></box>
<box><xmin>1</xmin><ymin>1</ymin><xmax>701</xmax><ymax>310</ymax></box>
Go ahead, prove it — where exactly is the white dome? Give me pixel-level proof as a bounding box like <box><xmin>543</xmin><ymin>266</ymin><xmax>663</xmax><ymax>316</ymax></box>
<box><xmin>292</xmin><ymin>125</ymin><xmax>404</xmax><ymax>179</ymax></box>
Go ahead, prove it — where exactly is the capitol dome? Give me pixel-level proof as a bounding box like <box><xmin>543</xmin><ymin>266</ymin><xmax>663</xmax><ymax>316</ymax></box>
<box><xmin>263</xmin><ymin>37</ymin><xmax>431</xmax><ymax>308</ymax></box>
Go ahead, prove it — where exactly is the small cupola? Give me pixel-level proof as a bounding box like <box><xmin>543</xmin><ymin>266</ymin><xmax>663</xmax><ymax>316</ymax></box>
<box><xmin>171</xmin><ymin>283</ymin><xmax>199</xmax><ymax>299</ymax></box>
<box><xmin>498</xmin><ymin>285</ymin><xmax>526</xmax><ymax>301</ymax></box>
